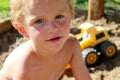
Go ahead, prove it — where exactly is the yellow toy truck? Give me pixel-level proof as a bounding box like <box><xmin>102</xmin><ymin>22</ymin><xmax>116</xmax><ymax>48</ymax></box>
<box><xmin>75</xmin><ymin>22</ymin><xmax>117</xmax><ymax>66</ymax></box>
<box><xmin>63</xmin><ymin>22</ymin><xmax>117</xmax><ymax>77</ymax></box>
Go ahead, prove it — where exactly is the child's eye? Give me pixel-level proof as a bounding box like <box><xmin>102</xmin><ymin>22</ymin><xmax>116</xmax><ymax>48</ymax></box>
<box><xmin>55</xmin><ymin>15</ymin><xmax>64</xmax><ymax>19</ymax></box>
<box><xmin>35</xmin><ymin>19</ymin><xmax>44</xmax><ymax>24</ymax></box>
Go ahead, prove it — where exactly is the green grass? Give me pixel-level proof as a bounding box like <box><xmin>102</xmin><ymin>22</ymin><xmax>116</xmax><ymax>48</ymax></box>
<box><xmin>0</xmin><ymin>0</ymin><xmax>10</xmax><ymax>19</ymax></box>
<box><xmin>74</xmin><ymin>0</ymin><xmax>88</xmax><ymax>9</ymax></box>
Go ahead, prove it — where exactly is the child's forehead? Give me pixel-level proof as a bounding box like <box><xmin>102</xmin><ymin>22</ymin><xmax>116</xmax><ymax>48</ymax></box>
<box><xmin>24</xmin><ymin>0</ymin><xmax>69</xmax><ymax>14</ymax></box>
<box><xmin>31</xmin><ymin>0</ymin><xmax>67</xmax><ymax>3</ymax></box>
<box><xmin>26</xmin><ymin>0</ymin><xmax>68</xmax><ymax>7</ymax></box>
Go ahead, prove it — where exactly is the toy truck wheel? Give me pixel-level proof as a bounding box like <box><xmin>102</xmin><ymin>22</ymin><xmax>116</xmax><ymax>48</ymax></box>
<box><xmin>82</xmin><ymin>48</ymin><xmax>99</xmax><ymax>66</ymax></box>
<box><xmin>100</xmin><ymin>41</ymin><xmax>117</xmax><ymax>58</ymax></box>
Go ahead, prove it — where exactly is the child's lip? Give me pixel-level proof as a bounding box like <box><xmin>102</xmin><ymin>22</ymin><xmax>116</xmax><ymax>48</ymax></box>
<box><xmin>46</xmin><ymin>36</ymin><xmax>62</xmax><ymax>41</ymax></box>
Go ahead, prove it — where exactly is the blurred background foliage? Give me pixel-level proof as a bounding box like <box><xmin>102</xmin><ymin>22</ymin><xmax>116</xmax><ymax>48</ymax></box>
<box><xmin>0</xmin><ymin>0</ymin><xmax>10</xmax><ymax>19</ymax></box>
<box><xmin>74</xmin><ymin>0</ymin><xmax>120</xmax><ymax>9</ymax></box>
<box><xmin>0</xmin><ymin>0</ymin><xmax>120</xmax><ymax>19</ymax></box>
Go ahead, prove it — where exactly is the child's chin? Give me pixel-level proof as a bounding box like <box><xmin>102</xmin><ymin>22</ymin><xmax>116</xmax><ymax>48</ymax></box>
<box><xmin>48</xmin><ymin>44</ymin><xmax>63</xmax><ymax>52</ymax></box>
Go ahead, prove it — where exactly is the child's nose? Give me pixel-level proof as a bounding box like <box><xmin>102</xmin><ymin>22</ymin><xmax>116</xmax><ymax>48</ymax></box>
<box><xmin>47</xmin><ymin>23</ymin><xmax>58</xmax><ymax>34</ymax></box>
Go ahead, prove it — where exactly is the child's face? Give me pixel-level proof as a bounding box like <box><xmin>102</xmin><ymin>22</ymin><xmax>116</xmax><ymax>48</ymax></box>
<box><xmin>23</xmin><ymin>0</ymin><xmax>72</xmax><ymax>52</ymax></box>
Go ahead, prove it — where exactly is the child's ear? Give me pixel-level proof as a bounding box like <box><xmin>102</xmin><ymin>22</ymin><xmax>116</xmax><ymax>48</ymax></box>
<box><xmin>13</xmin><ymin>22</ymin><xmax>29</xmax><ymax>38</ymax></box>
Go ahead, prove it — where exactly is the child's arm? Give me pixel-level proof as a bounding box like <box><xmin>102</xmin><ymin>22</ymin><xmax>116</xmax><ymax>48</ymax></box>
<box><xmin>70</xmin><ymin>38</ymin><xmax>92</xmax><ymax>80</ymax></box>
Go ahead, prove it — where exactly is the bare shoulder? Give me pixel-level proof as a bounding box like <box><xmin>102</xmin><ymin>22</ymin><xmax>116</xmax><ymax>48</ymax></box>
<box><xmin>67</xmin><ymin>34</ymin><xmax>82</xmax><ymax>54</ymax></box>
<box><xmin>63</xmin><ymin>34</ymin><xmax>81</xmax><ymax>55</ymax></box>
<box><xmin>0</xmin><ymin>40</ymin><xmax>32</xmax><ymax>79</ymax></box>
<box><xmin>4</xmin><ymin>40</ymin><xmax>32</xmax><ymax>62</ymax></box>
<box><xmin>67</xmin><ymin>34</ymin><xmax>80</xmax><ymax>47</ymax></box>
<box><xmin>3</xmin><ymin>40</ymin><xmax>32</xmax><ymax>65</ymax></box>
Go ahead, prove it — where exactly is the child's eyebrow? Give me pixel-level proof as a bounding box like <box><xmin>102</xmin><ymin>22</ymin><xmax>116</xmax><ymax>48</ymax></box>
<box><xmin>58</xmin><ymin>9</ymin><xmax>67</xmax><ymax>13</ymax></box>
<box><xmin>56</xmin><ymin>9</ymin><xmax>68</xmax><ymax>15</ymax></box>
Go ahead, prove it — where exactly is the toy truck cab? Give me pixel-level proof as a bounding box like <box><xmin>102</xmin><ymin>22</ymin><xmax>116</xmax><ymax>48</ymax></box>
<box><xmin>76</xmin><ymin>23</ymin><xmax>109</xmax><ymax>50</ymax></box>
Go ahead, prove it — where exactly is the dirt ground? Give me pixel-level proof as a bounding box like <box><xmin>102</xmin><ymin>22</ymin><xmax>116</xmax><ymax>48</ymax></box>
<box><xmin>0</xmin><ymin>9</ymin><xmax>120</xmax><ymax>80</ymax></box>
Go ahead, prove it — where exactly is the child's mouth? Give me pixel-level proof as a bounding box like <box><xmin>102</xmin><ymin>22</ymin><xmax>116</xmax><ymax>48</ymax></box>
<box><xmin>50</xmin><ymin>37</ymin><xmax>60</xmax><ymax>40</ymax></box>
<box><xmin>46</xmin><ymin>37</ymin><xmax>62</xmax><ymax>42</ymax></box>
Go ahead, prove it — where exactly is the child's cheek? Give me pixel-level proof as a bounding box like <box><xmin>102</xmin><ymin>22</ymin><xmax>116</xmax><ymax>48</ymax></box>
<box><xmin>56</xmin><ymin>20</ymin><xmax>69</xmax><ymax>27</ymax></box>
